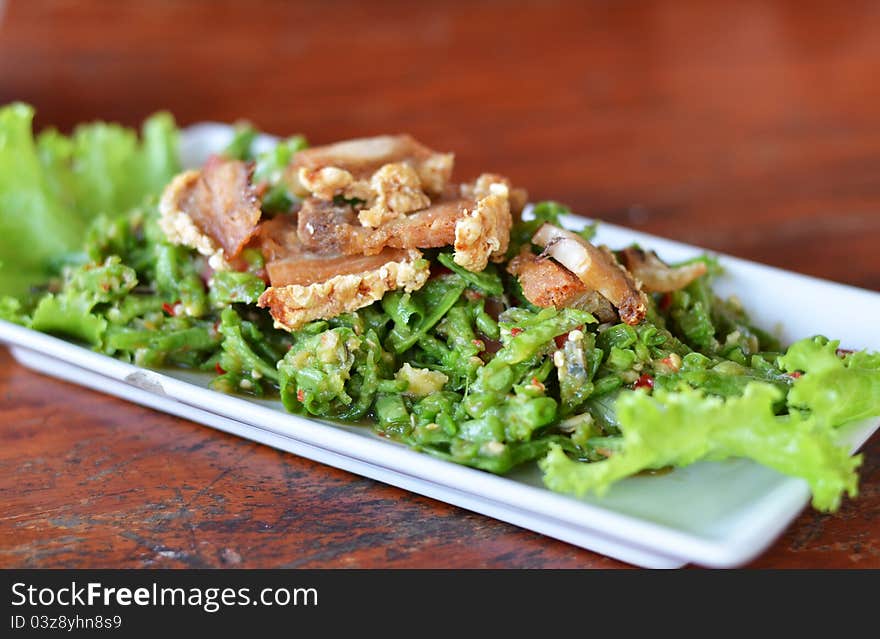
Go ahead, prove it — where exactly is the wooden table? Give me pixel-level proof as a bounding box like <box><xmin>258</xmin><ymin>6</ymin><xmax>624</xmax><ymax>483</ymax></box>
<box><xmin>2</xmin><ymin>0</ymin><xmax>878</xmax><ymax>568</ymax></box>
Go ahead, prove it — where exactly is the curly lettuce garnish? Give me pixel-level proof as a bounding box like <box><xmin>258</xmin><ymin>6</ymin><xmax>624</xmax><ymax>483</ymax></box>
<box><xmin>0</xmin><ymin>102</ymin><xmax>178</xmax><ymax>297</ymax></box>
<box><xmin>541</xmin><ymin>334</ymin><xmax>880</xmax><ymax>512</ymax></box>
<box><xmin>780</xmin><ymin>336</ymin><xmax>880</xmax><ymax>427</ymax></box>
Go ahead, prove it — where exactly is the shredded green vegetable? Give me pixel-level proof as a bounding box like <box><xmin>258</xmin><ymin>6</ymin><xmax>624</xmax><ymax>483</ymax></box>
<box><xmin>2</xmin><ymin>103</ymin><xmax>878</xmax><ymax>513</ymax></box>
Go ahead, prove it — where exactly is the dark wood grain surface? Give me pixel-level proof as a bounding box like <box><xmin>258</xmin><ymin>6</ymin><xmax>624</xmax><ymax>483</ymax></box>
<box><xmin>1</xmin><ymin>0</ymin><xmax>879</xmax><ymax>568</ymax></box>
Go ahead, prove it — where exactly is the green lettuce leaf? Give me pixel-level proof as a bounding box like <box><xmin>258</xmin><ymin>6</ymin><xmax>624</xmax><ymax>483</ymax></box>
<box><xmin>0</xmin><ymin>104</ymin><xmax>81</xmax><ymax>296</ymax></box>
<box><xmin>779</xmin><ymin>336</ymin><xmax>880</xmax><ymax>427</ymax></box>
<box><xmin>0</xmin><ymin>103</ymin><xmax>179</xmax><ymax>296</ymax></box>
<box><xmin>540</xmin><ymin>382</ymin><xmax>861</xmax><ymax>511</ymax></box>
<box><xmin>0</xmin><ymin>294</ymin><xmax>27</xmax><ymax>325</ymax></box>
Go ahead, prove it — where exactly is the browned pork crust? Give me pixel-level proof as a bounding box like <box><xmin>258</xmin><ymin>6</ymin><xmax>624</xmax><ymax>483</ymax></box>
<box><xmin>507</xmin><ymin>247</ymin><xmax>617</xmax><ymax>322</ymax></box>
<box><xmin>180</xmin><ymin>157</ymin><xmax>261</xmax><ymax>258</ymax></box>
<box><xmin>286</xmin><ymin>134</ymin><xmax>454</xmax><ymax>198</ymax></box>
<box><xmin>532</xmin><ymin>224</ymin><xmax>647</xmax><ymax>325</ymax></box>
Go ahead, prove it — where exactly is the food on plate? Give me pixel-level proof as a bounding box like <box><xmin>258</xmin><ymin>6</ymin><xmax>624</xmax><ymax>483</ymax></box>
<box><xmin>159</xmin><ymin>157</ymin><xmax>261</xmax><ymax>268</ymax></box>
<box><xmin>1</xmin><ymin>103</ymin><xmax>878</xmax><ymax>513</ymax></box>
<box><xmin>507</xmin><ymin>246</ymin><xmax>617</xmax><ymax>322</ymax></box>
<box><xmin>257</xmin><ymin>247</ymin><xmax>429</xmax><ymax>331</ymax></box>
<box><xmin>530</xmin><ymin>223</ymin><xmax>647</xmax><ymax>325</ymax></box>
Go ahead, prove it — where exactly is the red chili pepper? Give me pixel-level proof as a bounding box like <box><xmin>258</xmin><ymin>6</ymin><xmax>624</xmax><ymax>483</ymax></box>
<box><xmin>634</xmin><ymin>374</ymin><xmax>654</xmax><ymax>390</ymax></box>
<box><xmin>162</xmin><ymin>301</ymin><xmax>178</xmax><ymax>316</ymax></box>
<box><xmin>788</xmin><ymin>371</ymin><xmax>803</xmax><ymax>379</ymax></box>
<box><xmin>296</xmin><ymin>389</ymin><xmax>305</xmax><ymax>403</ymax></box>
<box><xmin>214</xmin><ymin>363</ymin><xmax>226</xmax><ymax>375</ymax></box>
<box><xmin>510</xmin><ymin>327</ymin><xmax>523</xmax><ymax>337</ymax></box>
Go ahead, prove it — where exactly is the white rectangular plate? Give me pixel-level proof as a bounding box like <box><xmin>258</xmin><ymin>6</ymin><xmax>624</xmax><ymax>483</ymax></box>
<box><xmin>2</xmin><ymin>123</ymin><xmax>878</xmax><ymax>568</ymax></box>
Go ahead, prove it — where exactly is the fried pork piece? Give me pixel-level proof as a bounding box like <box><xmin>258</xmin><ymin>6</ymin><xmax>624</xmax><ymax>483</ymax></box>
<box><xmin>532</xmin><ymin>224</ymin><xmax>647</xmax><ymax>325</ymax></box>
<box><xmin>294</xmin><ymin>198</ymin><xmax>362</xmax><ymax>255</ymax></box>
<box><xmin>360</xmin><ymin>196</ymin><xmax>472</xmax><ymax>254</ymax></box>
<box><xmin>297</xmin><ymin>166</ymin><xmax>373</xmax><ymax>202</ymax></box>
<box><xmin>358</xmin><ymin>162</ymin><xmax>431</xmax><ymax>227</ymax></box>
<box><xmin>296</xmin><ymin>185</ymin><xmax>512</xmax><ymax>272</ymax></box>
<box><xmin>507</xmin><ymin>247</ymin><xmax>617</xmax><ymax>322</ymax></box>
<box><xmin>452</xmin><ymin>182</ymin><xmax>512</xmax><ymax>271</ymax></box>
<box><xmin>619</xmin><ymin>246</ymin><xmax>708</xmax><ymax>293</ymax></box>
<box><xmin>293</xmin><ymin>186</ymin><xmax>451</xmax><ymax>257</ymax></box>
<box><xmin>158</xmin><ymin>170</ymin><xmax>223</xmax><ymax>265</ymax></box>
<box><xmin>288</xmin><ymin>134</ymin><xmax>454</xmax><ymax>199</ymax></box>
<box><xmin>254</xmin><ymin>214</ymin><xmax>430</xmax><ymax>331</ymax></box>
<box><xmin>265</xmin><ymin>248</ymin><xmax>421</xmax><ymax>288</ymax></box>
<box><xmin>159</xmin><ymin>158</ymin><xmax>262</xmax><ymax>268</ymax></box>
<box><xmin>461</xmin><ymin>173</ymin><xmax>528</xmax><ymax>217</ymax></box>
<box><xmin>257</xmin><ymin>249</ymin><xmax>429</xmax><ymax>332</ymax></box>
<box><xmin>266</xmin><ymin>205</ymin><xmax>466</xmax><ymax>283</ymax></box>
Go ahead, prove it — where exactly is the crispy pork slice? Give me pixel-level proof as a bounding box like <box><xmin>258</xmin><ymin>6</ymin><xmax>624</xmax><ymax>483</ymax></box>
<box><xmin>257</xmin><ymin>249</ymin><xmax>429</xmax><ymax>332</ymax></box>
<box><xmin>292</xmin><ymin>180</ymin><xmax>452</xmax><ymax>258</ymax></box>
<box><xmin>507</xmin><ymin>247</ymin><xmax>617</xmax><ymax>322</ymax></box>
<box><xmin>158</xmin><ymin>158</ymin><xmax>261</xmax><ymax>266</ymax></box>
<box><xmin>358</xmin><ymin>162</ymin><xmax>431</xmax><ymax>227</ymax></box>
<box><xmin>461</xmin><ymin>173</ymin><xmax>528</xmax><ymax>217</ymax></box>
<box><xmin>295</xmin><ymin>198</ymin><xmax>364</xmax><ymax>255</ymax></box>
<box><xmin>296</xmin><ymin>166</ymin><xmax>373</xmax><ymax>202</ymax></box>
<box><xmin>257</xmin><ymin>213</ymin><xmax>301</xmax><ymax>263</ymax></box>
<box><xmin>296</xmin><ymin>185</ymin><xmax>512</xmax><ymax>272</ymax></box>
<box><xmin>257</xmin><ymin>211</ymin><xmax>414</xmax><ymax>286</ymax></box>
<box><xmin>619</xmin><ymin>247</ymin><xmax>708</xmax><ymax>293</ymax></box>
<box><xmin>288</xmin><ymin>134</ymin><xmax>454</xmax><ymax>199</ymax></box>
<box><xmin>269</xmin><ymin>200</ymin><xmax>483</xmax><ymax>281</ymax></box>
<box><xmin>253</xmin><ymin>214</ymin><xmax>429</xmax><ymax>330</ymax></box>
<box><xmin>360</xmin><ymin>197</ymin><xmax>470</xmax><ymax>254</ymax></box>
<box><xmin>265</xmin><ymin>249</ymin><xmax>418</xmax><ymax>288</ymax></box>
<box><xmin>258</xmin><ymin>213</ymin><xmax>370</xmax><ymax>284</ymax></box>
<box><xmin>361</xmin><ymin>187</ymin><xmax>511</xmax><ymax>271</ymax></box>
<box><xmin>452</xmin><ymin>182</ymin><xmax>512</xmax><ymax>271</ymax></box>
<box><xmin>158</xmin><ymin>170</ymin><xmax>225</xmax><ymax>266</ymax></box>
<box><xmin>532</xmin><ymin>224</ymin><xmax>647</xmax><ymax>325</ymax></box>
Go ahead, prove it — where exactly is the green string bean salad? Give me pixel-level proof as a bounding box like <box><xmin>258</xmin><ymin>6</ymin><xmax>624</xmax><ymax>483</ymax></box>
<box><xmin>2</xmin><ymin>103</ymin><xmax>879</xmax><ymax>512</ymax></box>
